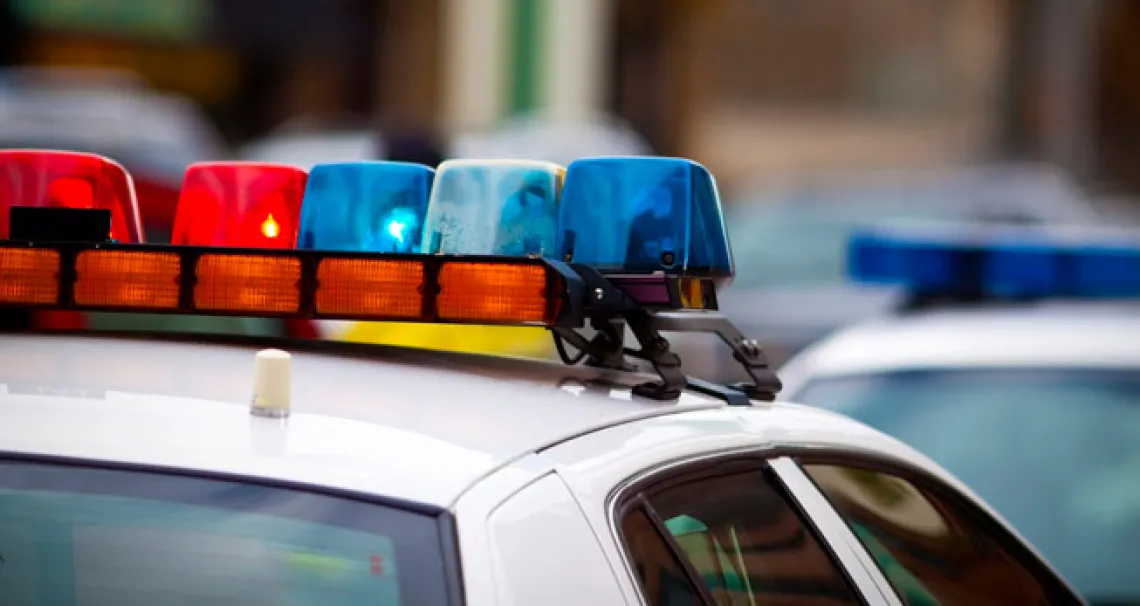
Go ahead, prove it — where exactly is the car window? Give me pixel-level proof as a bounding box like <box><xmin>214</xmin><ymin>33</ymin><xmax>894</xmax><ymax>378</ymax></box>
<box><xmin>622</xmin><ymin>461</ymin><xmax>863</xmax><ymax>605</ymax></box>
<box><xmin>800</xmin><ymin>462</ymin><xmax>1080</xmax><ymax>606</ymax></box>
<box><xmin>621</xmin><ymin>505</ymin><xmax>705</xmax><ymax>605</ymax></box>
<box><xmin>791</xmin><ymin>368</ymin><xmax>1140</xmax><ymax>602</ymax></box>
<box><xmin>0</xmin><ymin>459</ymin><xmax>454</xmax><ymax>605</ymax></box>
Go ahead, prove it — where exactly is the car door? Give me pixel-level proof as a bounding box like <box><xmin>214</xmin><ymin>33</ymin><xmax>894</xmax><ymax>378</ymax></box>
<box><xmin>783</xmin><ymin>455</ymin><xmax>1085</xmax><ymax>605</ymax></box>
<box><xmin>613</xmin><ymin>454</ymin><xmax>891</xmax><ymax>605</ymax></box>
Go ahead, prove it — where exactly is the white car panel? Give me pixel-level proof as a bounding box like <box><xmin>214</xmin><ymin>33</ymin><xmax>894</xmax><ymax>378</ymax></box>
<box><xmin>485</xmin><ymin>473</ymin><xmax>628</xmax><ymax>606</ymax></box>
<box><xmin>0</xmin><ymin>334</ymin><xmax>722</xmax><ymax>507</ymax></box>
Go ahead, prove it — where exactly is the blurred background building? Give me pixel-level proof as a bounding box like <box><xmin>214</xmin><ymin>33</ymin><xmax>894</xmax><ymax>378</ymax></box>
<box><xmin>1</xmin><ymin>0</ymin><xmax>1140</xmax><ymax>208</ymax></box>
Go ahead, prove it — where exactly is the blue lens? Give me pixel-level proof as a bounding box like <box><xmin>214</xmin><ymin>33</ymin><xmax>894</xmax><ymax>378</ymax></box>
<box><xmin>297</xmin><ymin>161</ymin><xmax>434</xmax><ymax>252</ymax></box>
<box><xmin>557</xmin><ymin>157</ymin><xmax>732</xmax><ymax>278</ymax></box>
<box><xmin>1069</xmin><ymin>244</ymin><xmax>1140</xmax><ymax>297</ymax></box>
<box><xmin>849</xmin><ymin>223</ymin><xmax>1140</xmax><ymax>299</ymax></box>
<box><xmin>423</xmin><ymin>160</ymin><xmax>562</xmax><ymax>256</ymax></box>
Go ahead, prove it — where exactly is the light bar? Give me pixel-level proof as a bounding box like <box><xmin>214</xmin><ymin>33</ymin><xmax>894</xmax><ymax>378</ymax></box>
<box><xmin>848</xmin><ymin>223</ymin><xmax>1140</xmax><ymax>299</ymax></box>
<box><xmin>557</xmin><ymin>156</ymin><xmax>733</xmax><ymax>284</ymax></box>
<box><xmin>171</xmin><ymin>162</ymin><xmax>309</xmax><ymax>249</ymax></box>
<box><xmin>298</xmin><ymin>161</ymin><xmax>434</xmax><ymax>253</ymax></box>
<box><xmin>0</xmin><ymin>242</ymin><xmax>568</xmax><ymax>326</ymax></box>
<box><xmin>0</xmin><ymin>149</ymin><xmax>144</xmax><ymax>243</ymax></box>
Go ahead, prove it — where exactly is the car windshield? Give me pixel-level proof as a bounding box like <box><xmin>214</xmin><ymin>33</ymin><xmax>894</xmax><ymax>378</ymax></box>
<box><xmin>790</xmin><ymin>367</ymin><xmax>1140</xmax><ymax>603</ymax></box>
<box><xmin>0</xmin><ymin>460</ymin><xmax>453</xmax><ymax>605</ymax></box>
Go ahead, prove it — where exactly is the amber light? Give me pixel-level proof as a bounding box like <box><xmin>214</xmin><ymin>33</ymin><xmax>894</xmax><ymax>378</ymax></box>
<box><xmin>74</xmin><ymin>251</ymin><xmax>181</xmax><ymax>309</ymax></box>
<box><xmin>316</xmin><ymin>258</ymin><xmax>424</xmax><ymax>318</ymax></box>
<box><xmin>678</xmin><ymin>278</ymin><xmax>713</xmax><ymax>310</ymax></box>
<box><xmin>0</xmin><ymin>248</ymin><xmax>60</xmax><ymax>304</ymax></box>
<box><xmin>195</xmin><ymin>254</ymin><xmax>301</xmax><ymax>314</ymax></box>
<box><xmin>437</xmin><ymin>262</ymin><xmax>552</xmax><ymax>324</ymax></box>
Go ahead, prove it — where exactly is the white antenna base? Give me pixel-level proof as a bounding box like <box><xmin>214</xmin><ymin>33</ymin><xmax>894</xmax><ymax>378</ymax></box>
<box><xmin>250</xmin><ymin>348</ymin><xmax>292</xmax><ymax>418</ymax></box>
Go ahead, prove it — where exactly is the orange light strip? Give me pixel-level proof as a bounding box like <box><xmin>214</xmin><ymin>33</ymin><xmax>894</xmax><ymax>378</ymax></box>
<box><xmin>195</xmin><ymin>254</ymin><xmax>301</xmax><ymax>314</ymax></box>
<box><xmin>316</xmin><ymin>258</ymin><xmax>424</xmax><ymax>318</ymax></box>
<box><xmin>74</xmin><ymin>250</ymin><xmax>181</xmax><ymax>309</ymax></box>
<box><xmin>0</xmin><ymin>248</ymin><xmax>60</xmax><ymax>304</ymax></box>
<box><xmin>437</xmin><ymin>262</ymin><xmax>552</xmax><ymax>324</ymax></box>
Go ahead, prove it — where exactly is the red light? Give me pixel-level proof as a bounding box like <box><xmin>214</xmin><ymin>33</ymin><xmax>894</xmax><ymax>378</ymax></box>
<box><xmin>0</xmin><ymin>149</ymin><xmax>144</xmax><ymax>242</ymax></box>
<box><xmin>171</xmin><ymin>162</ymin><xmax>308</xmax><ymax>248</ymax></box>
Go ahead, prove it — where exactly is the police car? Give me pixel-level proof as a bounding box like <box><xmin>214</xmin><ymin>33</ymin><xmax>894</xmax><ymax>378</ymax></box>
<box><xmin>779</xmin><ymin>222</ymin><xmax>1140</xmax><ymax>605</ymax></box>
<box><xmin>0</xmin><ymin>150</ymin><xmax>1083</xmax><ymax>605</ymax></box>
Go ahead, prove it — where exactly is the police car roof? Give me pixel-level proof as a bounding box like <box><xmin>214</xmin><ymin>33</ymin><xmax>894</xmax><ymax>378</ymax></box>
<box><xmin>781</xmin><ymin>301</ymin><xmax>1140</xmax><ymax>384</ymax></box>
<box><xmin>0</xmin><ymin>331</ymin><xmax>945</xmax><ymax>509</ymax></box>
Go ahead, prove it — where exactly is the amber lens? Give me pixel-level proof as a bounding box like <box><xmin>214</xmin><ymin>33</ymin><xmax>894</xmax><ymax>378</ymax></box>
<box><xmin>74</xmin><ymin>250</ymin><xmax>180</xmax><ymax>309</ymax></box>
<box><xmin>678</xmin><ymin>278</ymin><xmax>714</xmax><ymax>310</ymax></box>
<box><xmin>316</xmin><ymin>258</ymin><xmax>423</xmax><ymax>318</ymax></box>
<box><xmin>0</xmin><ymin>248</ymin><xmax>59</xmax><ymax>304</ymax></box>
<box><xmin>195</xmin><ymin>254</ymin><xmax>301</xmax><ymax>313</ymax></box>
<box><xmin>437</xmin><ymin>262</ymin><xmax>551</xmax><ymax>324</ymax></box>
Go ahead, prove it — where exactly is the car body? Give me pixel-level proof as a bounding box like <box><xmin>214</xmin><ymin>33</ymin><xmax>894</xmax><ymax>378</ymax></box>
<box><xmin>778</xmin><ymin>302</ymin><xmax>1140</xmax><ymax>604</ymax></box>
<box><xmin>0</xmin><ymin>330</ymin><xmax>1082</xmax><ymax>605</ymax></box>
<box><xmin>675</xmin><ymin>163</ymin><xmax>1103</xmax><ymax>382</ymax></box>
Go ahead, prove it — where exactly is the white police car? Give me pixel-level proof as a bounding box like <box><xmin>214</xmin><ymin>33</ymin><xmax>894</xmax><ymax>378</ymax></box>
<box><xmin>0</xmin><ymin>151</ymin><xmax>1083</xmax><ymax>605</ymax></box>
<box><xmin>779</xmin><ymin>222</ymin><xmax>1140</xmax><ymax>605</ymax></box>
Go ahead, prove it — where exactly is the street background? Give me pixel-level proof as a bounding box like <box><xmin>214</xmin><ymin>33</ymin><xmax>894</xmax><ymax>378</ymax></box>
<box><xmin>2</xmin><ymin>0</ymin><xmax>1138</xmax><ymax>205</ymax></box>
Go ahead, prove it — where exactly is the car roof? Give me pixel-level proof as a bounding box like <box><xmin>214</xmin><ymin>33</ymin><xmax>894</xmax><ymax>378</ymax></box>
<box><xmin>779</xmin><ymin>301</ymin><xmax>1140</xmax><ymax>388</ymax></box>
<box><xmin>0</xmin><ymin>332</ymin><xmax>737</xmax><ymax>507</ymax></box>
<box><xmin>0</xmin><ymin>331</ymin><xmax>937</xmax><ymax>510</ymax></box>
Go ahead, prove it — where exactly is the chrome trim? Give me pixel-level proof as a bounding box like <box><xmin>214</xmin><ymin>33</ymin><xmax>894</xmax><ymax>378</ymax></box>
<box><xmin>769</xmin><ymin>456</ymin><xmax>902</xmax><ymax>605</ymax></box>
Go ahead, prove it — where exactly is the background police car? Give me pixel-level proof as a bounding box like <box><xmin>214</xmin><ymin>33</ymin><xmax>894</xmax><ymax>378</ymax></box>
<box><xmin>777</xmin><ymin>223</ymin><xmax>1140</xmax><ymax>604</ymax></box>
<box><xmin>0</xmin><ymin>331</ymin><xmax>1082</xmax><ymax>605</ymax></box>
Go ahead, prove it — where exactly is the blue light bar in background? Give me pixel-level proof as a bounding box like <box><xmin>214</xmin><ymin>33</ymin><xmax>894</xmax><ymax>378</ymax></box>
<box><xmin>423</xmin><ymin>159</ymin><xmax>563</xmax><ymax>256</ymax></box>
<box><xmin>557</xmin><ymin>157</ymin><xmax>733</xmax><ymax>281</ymax></box>
<box><xmin>848</xmin><ymin>222</ymin><xmax>1140</xmax><ymax>299</ymax></box>
<box><xmin>297</xmin><ymin>161</ymin><xmax>433</xmax><ymax>253</ymax></box>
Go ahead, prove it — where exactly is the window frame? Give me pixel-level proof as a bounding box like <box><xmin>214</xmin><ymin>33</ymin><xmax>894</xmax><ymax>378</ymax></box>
<box><xmin>790</xmin><ymin>452</ymin><xmax>1086</xmax><ymax>605</ymax></box>
<box><xmin>0</xmin><ymin>451</ymin><xmax>468</xmax><ymax>606</ymax></box>
<box><xmin>608</xmin><ymin>447</ymin><xmax>897</xmax><ymax>605</ymax></box>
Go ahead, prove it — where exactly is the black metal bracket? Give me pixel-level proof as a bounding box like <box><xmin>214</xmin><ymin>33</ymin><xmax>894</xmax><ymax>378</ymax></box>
<box><xmin>646</xmin><ymin>311</ymin><xmax>783</xmax><ymax>402</ymax></box>
<box><xmin>623</xmin><ymin>310</ymin><xmax>687</xmax><ymax>401</ymax></box>
<box><xmin>549</xmin><ymin>263</ymin><xmax>782</xmax><ymax>405</ymax></box>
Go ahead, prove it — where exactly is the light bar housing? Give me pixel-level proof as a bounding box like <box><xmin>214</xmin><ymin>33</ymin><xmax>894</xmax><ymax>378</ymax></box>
<box><xmin>0</xmin><ymin>242</ymin><xmax>571</xmax><ymax>327</ymax></box>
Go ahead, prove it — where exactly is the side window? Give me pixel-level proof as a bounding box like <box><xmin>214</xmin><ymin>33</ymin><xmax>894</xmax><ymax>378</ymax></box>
<box><xmin>621</xmin><ymin>504</ymin><xmax>704</xmax><ymax>605</ymax></box>
<box><xmin>801</xmin><ymin>462</ymin><xmax>1080</xmax><ymax>606</ymax></box>
<box><xmin>620</xmin><ymin>462</ymin><xmax>863</xmax><ymax>605</ymax></box>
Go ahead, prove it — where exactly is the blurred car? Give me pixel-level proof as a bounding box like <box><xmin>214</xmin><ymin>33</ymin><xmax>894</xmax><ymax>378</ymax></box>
<box><xmin>238</xmin><ymin>117</ymin><xmax>384</xmax><ymax>168</ymax></box>
<box><xmin>674</xmin><ymin>163</ymin><xmax>1103</xmax><ymax>381</ymax></box>
<box><xmin>778</xmin><ymin>223</ymin><xmax>1140</xmax><ymax>604</ymax></box>
<box><xmin>0</xmin><ymin>68</ymin><xmax>228</xmax><ymax>241</ymax></box>
<box><xmin>450</xmin><ymin>113</ymin><xmax>653</xmax><ymax>165</ymax></box>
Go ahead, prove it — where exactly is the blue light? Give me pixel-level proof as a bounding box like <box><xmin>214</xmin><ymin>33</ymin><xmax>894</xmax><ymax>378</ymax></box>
<box><xmin>423</xmin><ymin>160</ymin><xmax>562</xmax><ymax>256</ymax></box>
<box><xmin>556</xmin><ymin>157</ymin><xmax>733</xmax><ymax>279</ymax></box>
<box><xmin>848</xmin><ymin>223</ymin><xmax>1140</xmax><ymax>299</ymax></box>
<box><xmin>297</xmin><ymin>161</ymin><xmax>433</xmax><ymax>253</ymax></box>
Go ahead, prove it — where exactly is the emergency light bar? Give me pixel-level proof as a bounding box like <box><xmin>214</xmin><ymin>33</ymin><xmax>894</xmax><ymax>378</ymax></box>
<box><xmin>0</xmin><ymin>242</ymin><xmax>565</xmax><ymax>326</ymax></box>
<box><xmin>849</xmin><ymin>222</ymin><xmax>1140</xmax><ymax>300</ymax></box>
<box><xmin>0</xmin><ymin>150</ymin><xmax>779</xmax><ymax>404</ymax></box>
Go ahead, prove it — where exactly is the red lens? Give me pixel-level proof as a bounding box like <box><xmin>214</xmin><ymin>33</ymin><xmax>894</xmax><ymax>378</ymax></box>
<box><xmin>0</xmin><ymin>149</ymin><xmax>144</xmax><ymax>242</ymax></box>
<box><xmin>171</xmin><ymin>162</ymin><xmax>308</xmax><ymax>248</ymax></box>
